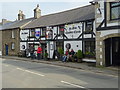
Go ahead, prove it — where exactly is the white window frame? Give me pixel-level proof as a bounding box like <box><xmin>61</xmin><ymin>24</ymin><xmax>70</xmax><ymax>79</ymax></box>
<box><xmin>11</xmin><ymin>42</ymin><xmax>15</xmax><ymax>50</ymax></box>
<box><xmin>12</xmin><ymin>30</ymin><xmax>15</xmax><ymax>38</ymax></box>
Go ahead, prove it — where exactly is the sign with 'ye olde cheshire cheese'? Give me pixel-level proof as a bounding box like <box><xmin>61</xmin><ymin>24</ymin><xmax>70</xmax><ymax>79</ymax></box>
<box><xmin>65</xmin><ymin>23</ymin><xmax>82</xmax><ymax>34</ymax></box>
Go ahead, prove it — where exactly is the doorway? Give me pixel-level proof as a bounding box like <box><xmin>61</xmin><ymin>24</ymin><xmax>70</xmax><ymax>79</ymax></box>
<box><xmin>105</xmin><ymin>37</ymin><xmax>120</xmax><ymax>66</ymax></box>
<box><xmin>5</xmin><ymin>45</ymin><xmax>8</xmax><ymax>56</ymax></box>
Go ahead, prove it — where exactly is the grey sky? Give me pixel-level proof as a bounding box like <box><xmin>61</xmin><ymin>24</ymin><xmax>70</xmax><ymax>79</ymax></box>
<box><xmin>0</xmin><ymin>0</ymin><xmax>92</xmax><ymax>22</ymax></box>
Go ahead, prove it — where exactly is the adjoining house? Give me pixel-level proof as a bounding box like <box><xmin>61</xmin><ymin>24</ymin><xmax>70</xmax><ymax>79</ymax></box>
<box><xmin>21</xmin><ymin>5</ymin><xmax>96</xmax><ymax>60</ymax></box>
<box><xmin>0</xmin><ymin>9</ymin><xmax>36</xmax><ymax>56</ymax></box>
<box><xmin>0</xmin><ymin>23</ymin><xmax>2</xmax><ymax>56</ymax></box>
<box><xmin>93</xmin><ymin>0</ymin><xmax>120</xmax><ymax>66</ymax></box>
<box><xmin>0</xmin><ymin>19</ymin><xmax>12</xmax><ymax>56</ymax></box>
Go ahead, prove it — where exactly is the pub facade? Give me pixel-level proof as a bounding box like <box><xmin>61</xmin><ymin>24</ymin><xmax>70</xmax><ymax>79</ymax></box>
<box><xmin>20</xmin><ymin>5</ymin><xmax>96</xmax><ymax>60</ymax></box>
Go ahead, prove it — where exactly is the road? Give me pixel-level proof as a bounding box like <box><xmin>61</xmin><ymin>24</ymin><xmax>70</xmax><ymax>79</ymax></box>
<box><xmin>1</xmin><ymin>58</ymin><xmax>118</xmax><ymax>89</ymax></box>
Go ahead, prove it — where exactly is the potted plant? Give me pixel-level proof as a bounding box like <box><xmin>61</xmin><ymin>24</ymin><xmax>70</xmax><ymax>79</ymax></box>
<box><xmin>77</xmin><ymin>50</ymin><xmax>83</xmax><ymax>63</ymax></box>
<box><xmin>85</xmin><ymin>51</ymin><xmax>95</xmax><ymax>59</ymax></box>
<box><xmin>44</xmin><ymin>50</ymin><xmax>48</xmax><ymax>60</ymax></box>
<box><xmin>58</xmin><ymin>48</ymin><xmax>64</xmax><ymax>60</ymax></box>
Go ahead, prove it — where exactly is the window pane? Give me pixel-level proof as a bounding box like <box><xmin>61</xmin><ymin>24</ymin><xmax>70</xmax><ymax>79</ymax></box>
<box><xmin>111</xmin><ymin>2</ymin><xmax>120</xmax><ymax>7</ymax></box>
<box><xmin>11</xmin><ymin>43</ymin><xmax>15</xmax><ymax>50</ymax></box>
<box><xmin>111</xmin><ymin>6</ymin><xmax>120</xmax><ymax>19</ymax></box>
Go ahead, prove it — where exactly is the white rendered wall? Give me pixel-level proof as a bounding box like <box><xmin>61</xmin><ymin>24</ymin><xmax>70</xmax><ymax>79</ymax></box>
<box><xmin>64</xmin><ymin>41</ymin><xmax>82</xmax><ymax>53</ymax></box>
<box><xmin>100</xmin><ymin>29</ymin><xmax>119</xmax><ymax>37</ymax></box>
<box><xmin>49</xmin><ymin>41</ymin><xmax>54</xmax><ymax>58</ymax></box>
<box><xmin>53</xmin><ymin>27</ymin><xmax>57</xmax><ymax>39</ymax></box>
<box><xmin>20</xmin><ymin>42</ymin><xmax>27</xmax><ymax>50</ymax></box>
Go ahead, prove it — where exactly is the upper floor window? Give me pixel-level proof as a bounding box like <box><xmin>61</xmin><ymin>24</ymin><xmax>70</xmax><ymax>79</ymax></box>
<box><xmin>41</xmin><ymin>28</ymin><xmax>46</xmax><ymax>36</ymax></box>
<box><xmin>110</xmin><ymin>2</ymin><xmax>120</xmax><ymax>20</ymax></box>
<box><xmin>85</xmin><ymin>21</ymin><xmax>93</xmax><ymax>34</ymax></box>
<box><xmin>30</xmin><ymin>29</ymin><xmax>35</xmax><ymax>37</ymax></box>
<box><xmin>59</xmin><ymin>25</ymin><xmax>64</xmax><ymax>35</ymax></box>
<box><xmin>11</xmin><ymin>30</ymin><xmax>15</xmax><ymax>38</ymax></box>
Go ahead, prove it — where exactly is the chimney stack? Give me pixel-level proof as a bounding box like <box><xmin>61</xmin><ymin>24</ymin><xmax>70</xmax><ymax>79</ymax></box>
<box><xmin>34</xmin><ymin>4</ymin><xmax>41</xmax><ymax>19</ymax></box>
<box><xmin>2</xmin><ymin>19</ymin><xmax>7</xmax><ymax>25</ymax></box>
<box><xmin>18</xmin><ymin>10</ymin><xmax>25</xmax><ymax>20</ymax></box>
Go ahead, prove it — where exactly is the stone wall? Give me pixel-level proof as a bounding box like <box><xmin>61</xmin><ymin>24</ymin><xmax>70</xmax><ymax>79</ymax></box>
<box><xmin>96</xmin><ymin>32</ymin><xmax>120</xmax><ymax>66</ymax></box>
<box><xmin>2</xmin><ymin>29</ymin><xmax>20</xmax><ymax>56</ymax></box>
<box><xmin>0</xmin><ymin>30</ymin><xmax>2</xmax><ymax>56</ymax></box>
<box><xmin>95</xmin><ymin>1</ymin><xmax>120</xmax><ymax>66</ymax></box>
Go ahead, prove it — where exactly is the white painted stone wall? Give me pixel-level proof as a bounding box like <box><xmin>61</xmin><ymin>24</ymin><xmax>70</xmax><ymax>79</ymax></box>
<box><xmin>100</xmin><ymin>29</ymin><xmax>119</xmax><ymax>37</ymax></box>
<box><xmin>84</xmin><ymin>34</ymin><xmax>92</xmax><ymax>38</ymax></box>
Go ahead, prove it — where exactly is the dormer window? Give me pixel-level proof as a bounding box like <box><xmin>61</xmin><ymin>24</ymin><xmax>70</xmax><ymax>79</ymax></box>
<box><xmin>110</xmin><ymin>2</ymin><xmax>120</xmax><ymax>20</ymax></box>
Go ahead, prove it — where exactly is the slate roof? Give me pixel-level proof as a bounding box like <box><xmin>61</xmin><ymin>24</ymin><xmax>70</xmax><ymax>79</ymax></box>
<box><xmin>25</xmin><ymin>5</ymin><xmax>95</xmax><ymax>29</ymax></box>
<box><xmin>0</xmin><ymin>18</ymin><xmax>34</xmax><ymax>30</ymax></box>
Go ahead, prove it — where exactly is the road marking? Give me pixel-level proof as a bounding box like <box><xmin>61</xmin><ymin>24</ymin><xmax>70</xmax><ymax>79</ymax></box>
<box><xmin>61</xmin><ymin>80</ymin><xmax>85</xmax><ymax>88</ymax></box>
<box><xmin>3</xmin><ymin>64</ymin><xmax>9</xmax><ymax>67</ymax></box>
<box><xmin>16</xmin><ymin>68</ymin><xmax>45</xmax><ymax>77</ymax></box>
<box><xmin>1</xmin><ymin>59</ymin><xmax>6</xmax><ymax>61</ymax></box>
<box><xmin>25</xmin><ymin>70</ymin><xmax>45</xmax><ymax>76</ymax></box>
<box><xmin>17</xmin><ymin>68</ymin><xmax>25</xmax><ymax>71</ymax></box>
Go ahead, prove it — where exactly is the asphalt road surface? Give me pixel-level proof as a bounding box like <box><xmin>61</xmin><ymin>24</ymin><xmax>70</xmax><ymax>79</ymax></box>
<box><xmin>1</xmin><ymin>58</ymin><xmax>119</xmax><ymax>89</ymax></box>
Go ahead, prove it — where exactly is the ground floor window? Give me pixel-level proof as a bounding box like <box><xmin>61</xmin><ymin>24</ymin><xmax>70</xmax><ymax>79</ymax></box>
<box><xmin>56</xmin><ymin>41</ymin><xmax>64</xmax><ymax>51</ymax></box>
<box><xmin>84</xmin><ymin>41</ymin><xmax>95</xmax><ymax>58</ymax></box>
<box><xmin>11</xmin><ymin>42</ymin><xmax>15</xmax><ymax>50</ymax></box>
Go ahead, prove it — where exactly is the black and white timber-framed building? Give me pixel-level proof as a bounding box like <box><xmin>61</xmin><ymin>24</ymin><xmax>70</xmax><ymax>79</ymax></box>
<box><xmin>20</xmin><ymin>5</ymin><xmax>96</xmax><ymax>60</ymax></box>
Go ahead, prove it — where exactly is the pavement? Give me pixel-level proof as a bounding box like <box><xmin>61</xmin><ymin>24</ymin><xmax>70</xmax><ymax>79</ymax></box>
<box><xmin>1</xmin><ymin>56</ymin><xmax>120</xmax><ymax>77</ymax></box>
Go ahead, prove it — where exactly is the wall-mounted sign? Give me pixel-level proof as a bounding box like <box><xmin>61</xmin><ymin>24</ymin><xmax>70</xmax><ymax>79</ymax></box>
<box><xmin>66</xmin><ymin>43</ymin><xmax>71</xmax><ymax>49</ymax></box>
<box><xmin>21</xmin><ymin>45</ymin><xmax>25</xmax><ymax>49</ymax></box>
<box><xmin>65</xmin><ymin>23</ymin><xmax>82</xmax><ymax>34</ymax></box>
<box><xmin>35</xmin><ymin>29</ymin><xmax>40</xmax><ymax>39</ymax></box>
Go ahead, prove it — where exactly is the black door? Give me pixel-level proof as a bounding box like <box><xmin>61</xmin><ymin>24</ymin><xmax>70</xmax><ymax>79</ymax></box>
<box><xmin>105</xmin><ymin>38</ymin><xmax>111</xmax><ymax>66</ymax></box>
<box><xmin>105</xmin><ymin>37</ymin><xmax>120</xmax><ymax>66</ymax></box>
<box><xmin>112</xmin><ymin>37</ymin><xmax>120</xmax><ymax>66</ymax></box>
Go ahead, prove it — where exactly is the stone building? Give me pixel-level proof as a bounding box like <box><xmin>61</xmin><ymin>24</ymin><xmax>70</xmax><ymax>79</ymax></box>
<box><xmin>0</xmin><ymin>24</ymin><xmax>2</xmax><ymax>56</ymax></box>
<box><xmin>93</xmin><ymin>0</ymin><xmax>120</xmax><ymax>66</ymax></box>
<box><xmin>0</xmin><ymin>9</ymin><xmax>35</xmax><ymax>56</ymax></box>
<box><xmin>0</xmin><ymin>19</ymin><xmax>12</xmax><ymax>56</ymax></box>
